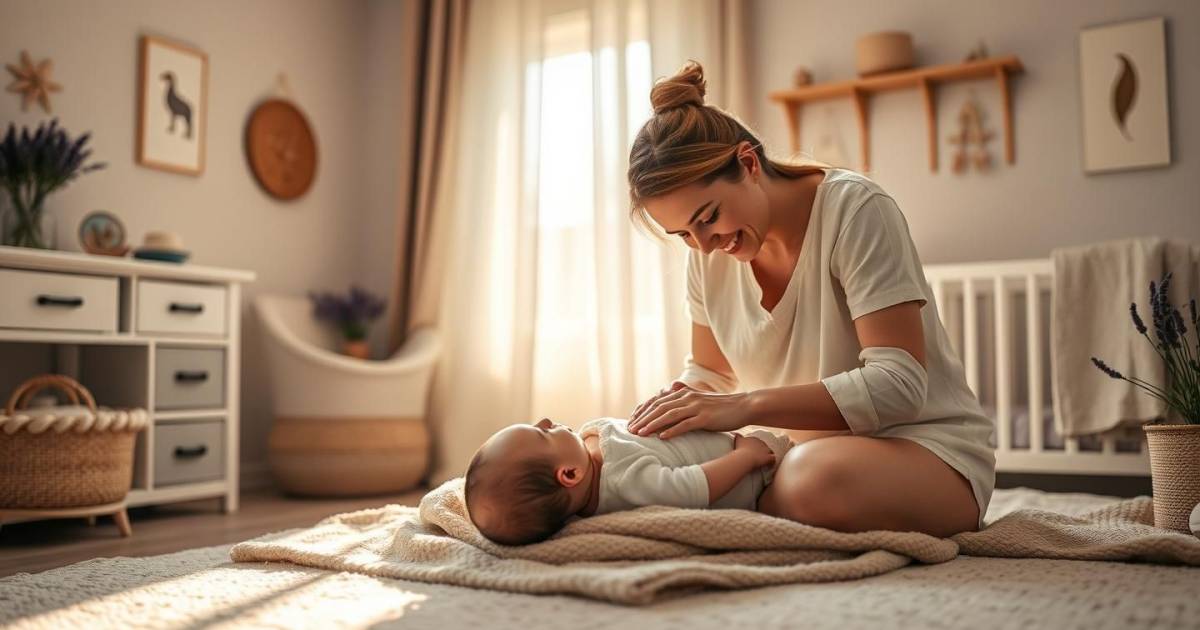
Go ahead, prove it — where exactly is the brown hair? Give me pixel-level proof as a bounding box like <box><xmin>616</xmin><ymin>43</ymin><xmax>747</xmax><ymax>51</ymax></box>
<box><xmin>464</xmin><ymin>448</ymin><xmax>573</xmax><ymax>545</ymax></box>
<box><xmin>627</xmin><ymin>60</ymin><xmax>835</xmax><ymax>238</ymax></box>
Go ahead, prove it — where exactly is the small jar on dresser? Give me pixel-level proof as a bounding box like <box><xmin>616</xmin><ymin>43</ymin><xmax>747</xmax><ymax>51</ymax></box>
<box><xmin>0</xmin><ymin>245</ymin><xmax>254</xmax><ymax>514</ymax></box>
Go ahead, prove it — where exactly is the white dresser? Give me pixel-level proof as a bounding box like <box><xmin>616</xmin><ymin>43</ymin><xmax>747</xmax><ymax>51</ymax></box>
<box><xmin>0</xmin><ymin>246</ymin><xmax>255</xmax><ymax>513</ymax></box>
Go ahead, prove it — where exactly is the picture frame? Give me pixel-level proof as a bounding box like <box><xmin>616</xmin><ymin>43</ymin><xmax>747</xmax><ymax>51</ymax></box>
<box><xmin>136</xmin><ymin>35</ymin><xmax>208</xmax><ymax>176</ymax></box>
<box><xmin>1078</xmin><ymin>16</ymin><xmax>1171</xmax><ymax>174</ymax></box>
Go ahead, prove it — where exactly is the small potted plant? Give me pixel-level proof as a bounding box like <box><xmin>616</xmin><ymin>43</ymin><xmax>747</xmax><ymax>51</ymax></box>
<box><xmin>1092</xmin><ymin>271</ymin><xmax>1200</xmax><ymax>533</ymax></box>
<box><xmin>308</xmin><ymin>285</ymin><xmax>386</xmax><ymax>359</ymax></box>
<box><xmin>0</xmin><ymin>119</ymin><xmax>105</xmax><ymax>249</ymax></box>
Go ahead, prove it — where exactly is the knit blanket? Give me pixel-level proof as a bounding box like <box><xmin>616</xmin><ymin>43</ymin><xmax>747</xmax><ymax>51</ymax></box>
<box><xmin>229</xmin><ymin>478</ymin><xmax>1200</xmax><ymax>605</ymax></box>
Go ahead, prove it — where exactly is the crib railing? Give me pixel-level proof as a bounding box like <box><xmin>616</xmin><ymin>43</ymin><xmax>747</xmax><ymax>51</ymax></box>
<box><xmin>923</xmin><ymin>258</ymin><xmax>1150</xmax><ymax>476</ymax></box>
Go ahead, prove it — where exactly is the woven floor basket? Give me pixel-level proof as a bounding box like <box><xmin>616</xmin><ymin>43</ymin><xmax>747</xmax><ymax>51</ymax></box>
<box><xmin>1143</xmin><ymin>423</ymin><xmax>1200</xmax><ymax>533</ymax></box>
<box><xmin>0</xmin><ymin>375</ymin><xmax>147</xmax><ymax>509</ymax></box>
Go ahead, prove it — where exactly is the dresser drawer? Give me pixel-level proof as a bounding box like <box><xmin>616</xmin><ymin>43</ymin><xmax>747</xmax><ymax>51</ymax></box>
<box><xmin>154</xmin><ymin>419</ymin><xmax>224</xmax><ymax>486</ymax></box>
<box><xmin>138</xmin><ymin>280</ymin><xmax>227</xmax><ymax>336</ymax></box>
<box><xmin>0</xmin><ymin>268</ymin><xmax>118</xmax><ymax>332</ymax></box>
<box><xmin>155</xmin><ymin>347</ymin><xmax>225</xmax><ymax>410</ymax></box>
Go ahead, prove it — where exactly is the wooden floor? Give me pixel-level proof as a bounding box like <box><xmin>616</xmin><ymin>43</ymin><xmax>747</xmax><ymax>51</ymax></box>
<box><xmin>0</xmin><ymin>486</ymin><xmax>427</xmax><ymax>579</ymax></box>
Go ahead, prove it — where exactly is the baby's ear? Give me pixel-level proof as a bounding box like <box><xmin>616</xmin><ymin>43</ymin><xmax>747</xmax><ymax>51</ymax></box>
<box><xmin>555</xmin><ymin>465</ymin><xmax>585</xmax><ymax>489</ymax></box>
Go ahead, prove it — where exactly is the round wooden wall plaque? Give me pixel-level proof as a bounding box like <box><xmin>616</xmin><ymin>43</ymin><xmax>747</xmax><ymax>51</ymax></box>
<box><xmin>245</xmin><ymin>99</ymin><xmax>317</xmax><ymax>200</ymax></box>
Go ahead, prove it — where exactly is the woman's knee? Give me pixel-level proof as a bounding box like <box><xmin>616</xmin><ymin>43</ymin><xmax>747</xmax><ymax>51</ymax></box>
<box><xmin>763</xmin><ymin>443</ymin><xmax>860</xmax><ymax>530</ymax></box>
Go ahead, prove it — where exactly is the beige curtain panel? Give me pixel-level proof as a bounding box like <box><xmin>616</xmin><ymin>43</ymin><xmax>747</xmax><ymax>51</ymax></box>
<box><xmin>389</xmin><ymin>0</ymin><xmax>469</xmax><ymax>353</ymax></box>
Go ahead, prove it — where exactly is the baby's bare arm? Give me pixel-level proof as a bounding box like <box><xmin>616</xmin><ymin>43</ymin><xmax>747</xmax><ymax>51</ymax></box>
<box><xmin>700</xmin><ymin>436</ymin><xmax>774</xmax><ymax>503</ymax></box>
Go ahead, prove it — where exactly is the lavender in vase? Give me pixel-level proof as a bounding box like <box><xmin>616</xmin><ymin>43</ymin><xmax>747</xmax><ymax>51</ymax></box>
<box><xmin>0</xmin><ymin>119</ymin><xmax>105</xmax><ymax>249</ymax></box>
<box><xmin>308</xmin><ymin>285</ymin><xmax>387</xmax><ymax>359</ymax></box>
<box><xmin>1091</xmin><ymin>271</ymin><xmax>1200</xmax><ymax>425</ymax></box>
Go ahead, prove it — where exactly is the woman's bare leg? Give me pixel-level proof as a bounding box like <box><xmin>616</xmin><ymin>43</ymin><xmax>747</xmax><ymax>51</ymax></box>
<box><xmin>757</xmin><ymin>435</ymin><xmax>980</xmax><ymax>537</ymax></box>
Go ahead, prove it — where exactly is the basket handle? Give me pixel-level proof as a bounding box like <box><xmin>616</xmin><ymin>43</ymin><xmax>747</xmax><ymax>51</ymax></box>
<box><xmin>5</xmin><ymin>374</ymin><xmax>98</xmax><ymax>415</ymax></box>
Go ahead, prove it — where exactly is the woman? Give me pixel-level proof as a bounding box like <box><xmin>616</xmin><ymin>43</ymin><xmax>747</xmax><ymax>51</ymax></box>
<box><xmin>626</xmin><ymin>61</ymin><xmax>994</xmax><ymax>537</ymax></box>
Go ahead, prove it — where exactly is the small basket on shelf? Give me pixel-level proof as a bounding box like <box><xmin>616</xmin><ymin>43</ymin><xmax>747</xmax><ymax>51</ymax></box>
<box><xmin>0</xmin><ymin>375</ymin><xmax>148</xmax><ymax>536</ymax></box>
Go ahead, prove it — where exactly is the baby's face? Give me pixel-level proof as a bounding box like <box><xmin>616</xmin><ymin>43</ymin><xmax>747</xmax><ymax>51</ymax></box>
<box><xmin>478</xmin><ymin>418</ymin><xmax>590</xmax><ymax>471</ymax></box>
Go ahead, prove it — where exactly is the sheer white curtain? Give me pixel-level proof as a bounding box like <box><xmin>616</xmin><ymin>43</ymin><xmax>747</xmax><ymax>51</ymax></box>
<box><xmin>428</xmin><ymin>0</ymin><xmax>747</xmax><ymax>483</ymax></box>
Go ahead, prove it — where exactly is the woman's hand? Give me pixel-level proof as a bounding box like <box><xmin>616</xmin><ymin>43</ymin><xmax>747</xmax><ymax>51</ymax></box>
<box><xmin>629</xmin><ymin>380</ymin><xmax>691</xmax><ymax>428</ymax></box>
<box><xmin>733</xmin><ymin>434</ymin><xmax>776</xmax><ymax>469</ymax></box>
<box><xmin>627</xmin><ymin>387</ymin><xmax>752</xmax><ymax>439</ymax></box>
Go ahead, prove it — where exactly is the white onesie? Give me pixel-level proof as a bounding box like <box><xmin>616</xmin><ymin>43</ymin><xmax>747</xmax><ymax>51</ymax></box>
<box><xmin>578</xmin><ymin>417</ymin><xmax>793</xmax><ymax>513</ymax></box>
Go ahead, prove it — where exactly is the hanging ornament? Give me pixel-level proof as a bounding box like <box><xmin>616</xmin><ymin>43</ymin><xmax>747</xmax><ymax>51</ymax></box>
<box><xmin>947</xmin><ymin>92</ymin><xmax>995</xmax><ymax>174</ymax></box>
<box><xmin>245</xmin><ymin>73</ymin><xmax>318</xmax><ymax>201</ymax></box>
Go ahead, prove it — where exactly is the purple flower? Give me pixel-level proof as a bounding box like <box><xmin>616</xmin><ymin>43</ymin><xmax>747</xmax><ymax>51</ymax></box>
<box><xmin>1091</xmin><ymin>357</ymin><xmax>1123</xmax><ymax>380</ymax></box>
<box><xmin>1129</xmin><ymin>302</ymin><xmax>1147</xmax><ymax>334</ymax></box>
<box><xmin>307</xmin><ymin>285</ymin><xmax>387</xmax><ymax>341</ymax></box>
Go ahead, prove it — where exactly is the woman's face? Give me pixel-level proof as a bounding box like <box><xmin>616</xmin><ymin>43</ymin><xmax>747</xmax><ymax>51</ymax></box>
<box><xmin>641</xmin><ymin>144</ymin><xmax>769</xmax><ymax>261</ymax></box>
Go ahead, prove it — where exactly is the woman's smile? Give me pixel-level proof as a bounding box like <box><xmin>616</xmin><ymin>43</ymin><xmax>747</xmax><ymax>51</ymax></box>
<box><xmin>721</xmin><ymin>230</ymin><xmax>743</xmax><ymax>255</ymax></box>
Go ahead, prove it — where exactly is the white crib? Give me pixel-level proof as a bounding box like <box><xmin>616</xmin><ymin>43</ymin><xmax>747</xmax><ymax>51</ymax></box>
<box><xmin>923</xmin><ymin>258</ymin><xmax>1150</xmax><ymax>477</ymax></box>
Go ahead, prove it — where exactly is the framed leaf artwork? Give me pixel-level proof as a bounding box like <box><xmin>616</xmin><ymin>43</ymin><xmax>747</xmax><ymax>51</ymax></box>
<box><xmin>1079</xmin><ymin>17</ymin><xmax>1171</xmax><ymax>174</ymax></box>
<box><xmin>137</xmin><ymin>35</ymin><xmax>208</xmax><ymax>175</ymax></box>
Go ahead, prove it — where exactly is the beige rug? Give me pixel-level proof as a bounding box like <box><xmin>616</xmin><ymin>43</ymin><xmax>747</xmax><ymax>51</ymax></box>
<box><xmin>5</xmin><ymin>487</ymin><xmax>1200</xmax><ymax>629</ymax></box>
<box><xmin>229</xmin><ymin>478</ymin><xmax>1200</xmax><ymax>605</ymax></box>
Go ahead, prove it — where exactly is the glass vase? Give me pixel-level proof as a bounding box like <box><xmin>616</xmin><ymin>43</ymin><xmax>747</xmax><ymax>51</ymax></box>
<box><xmin>2</xmin><ymin>201</ymin><xmax>55</xmax><ymax>249</ymax></box>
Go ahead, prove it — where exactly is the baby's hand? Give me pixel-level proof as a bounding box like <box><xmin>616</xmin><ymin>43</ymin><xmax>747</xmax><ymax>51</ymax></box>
<box><xmin>734</xmin><ymin>434</ymin><xmax>776</xmax><ymax>469</ymax></box>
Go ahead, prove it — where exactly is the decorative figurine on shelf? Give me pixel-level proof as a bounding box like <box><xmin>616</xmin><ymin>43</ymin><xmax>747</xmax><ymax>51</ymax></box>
<box><xmin>0</xmin><ymin>119</ymin><xmax>105</xmax><ymax>249</ymax></box>
<box><xmin>308</xmin><ymin>285</ymin><xmax>386</xmax><ymax>360</ymax></box>
<box><xmin>964</xmin><ymin>40</ymin><xmax>990</xmax><ymax>62</ymax></box>
<box><xmin>793</xmin><ymin>66</ymin><xmax>813</xmax><ymax>87</ymax></box>
<box><xmin>947</xmin><ymin>93</ymin><xmax>995</xmax><ymax>174</ymax></box>
<box><xmin>5</xmin><ymin>50</ymin><xmax>61</xmax><ymax>113</ymax></box>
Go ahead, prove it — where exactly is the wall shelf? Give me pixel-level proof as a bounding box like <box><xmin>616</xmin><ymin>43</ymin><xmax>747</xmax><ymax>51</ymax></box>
<box><xmin>768</xmin><ymin>55</ymin><xmax>1024</xmax><ymax>172</ymax></box>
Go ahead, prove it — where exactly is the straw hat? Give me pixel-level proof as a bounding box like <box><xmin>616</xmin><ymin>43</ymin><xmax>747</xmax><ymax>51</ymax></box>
<box><xmin>142</xmin><ymin>231</ymin><xmax>185</xmax><ymax>252</ymax></box>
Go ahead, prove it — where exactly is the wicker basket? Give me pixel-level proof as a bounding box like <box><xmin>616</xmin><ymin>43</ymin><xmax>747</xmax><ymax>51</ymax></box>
<box><xmin>1143</xmin><ymin>423</ymin><xmax>1200</xmax><ymax>533</ymax></box>
<box><xmin>0</xmin><ymin>375</ymin><xmax>148</xmax><ymax>509</ymax></box>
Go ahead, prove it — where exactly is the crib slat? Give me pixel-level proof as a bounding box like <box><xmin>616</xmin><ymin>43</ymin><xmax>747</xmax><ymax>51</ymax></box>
<box><xmin>994</xmin><ymin>276</ymin><xmax>1012</xmax><ymax>452</ymax></box>
<box><xmin>1065</xmin><ymin>436</ymin><xmax>1079</xmax><ymax>454</ymax></box>
<box><xmin>1026</xmin><ymin>274</ymin><xmax>1044</xmax><ymax>453</ymax></box>
<box><xmin>963</xmin><ymin>277</ymin><xmax>979</xmax><ymax>396</ymax></box>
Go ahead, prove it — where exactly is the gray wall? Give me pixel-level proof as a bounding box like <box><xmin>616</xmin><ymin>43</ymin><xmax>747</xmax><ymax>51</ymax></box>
<box><xmin>0</xmin><ymin>0</ymin><xmax>408</xmax><ymax>483</ymax></box>
<box><xmin>748</xmin><ymin>0</ymin><xmax>1199</xmax><ymax>264</ymax></box>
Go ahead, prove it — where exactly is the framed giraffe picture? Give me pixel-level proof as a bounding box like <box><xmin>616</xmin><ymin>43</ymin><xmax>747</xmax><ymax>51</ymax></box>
<box><xmin>137</xmin><ymin>35</ymin><xmax>208</xmax><ymax>175</ymax></box>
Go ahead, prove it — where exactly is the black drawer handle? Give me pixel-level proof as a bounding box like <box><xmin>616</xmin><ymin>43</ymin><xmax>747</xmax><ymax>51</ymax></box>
<box><xmin>174</xmin><ymin>370</ymin><xmax>209</xmax><ymax>383</ymax></box>
<box><xmin>37</xmin><ymin>295</ymin><xmax>84</xmax><ymax>308</ymax></box>
<box><xmin>174</xmin><ymin>445</ymin><xmax>208</xmax><ymax>459</ymax></box>
<box><xmin>169</xmin><ymin>302</ymin><xmax>205</xmax><ymax>314</ymax></box>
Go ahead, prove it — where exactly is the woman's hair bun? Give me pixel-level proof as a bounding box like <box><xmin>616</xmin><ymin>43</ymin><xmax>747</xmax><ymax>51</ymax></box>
<box><xmin>650</xmin><ymin>60</ymin><xmax>707</xmax><ymax>114</ymax></box>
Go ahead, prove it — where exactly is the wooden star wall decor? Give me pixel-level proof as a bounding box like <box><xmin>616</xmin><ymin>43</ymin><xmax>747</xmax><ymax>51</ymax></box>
<box><xmin>6</xmin><ymin>50</ymin><xmax>62</xmax><ymax>113</ymax></box>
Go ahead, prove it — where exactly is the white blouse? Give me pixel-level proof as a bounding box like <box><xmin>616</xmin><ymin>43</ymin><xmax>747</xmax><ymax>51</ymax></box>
<box><xmin>683</xmin><ymin>168</ymin><xmax>996</xmax><ymax>527</ymax></box>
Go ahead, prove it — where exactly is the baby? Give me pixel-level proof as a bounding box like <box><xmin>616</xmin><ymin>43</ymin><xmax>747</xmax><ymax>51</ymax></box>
<box><xmin>464</xmin><ymin>417</ymin><xmax>793</xmax><ymax>545</ymax></box>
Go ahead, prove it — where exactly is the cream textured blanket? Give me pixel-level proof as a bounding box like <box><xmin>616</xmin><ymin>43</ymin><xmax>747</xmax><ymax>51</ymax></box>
<box><xmin>230</xmin><ymin>479</ymin><xmax>1200</xmax><ymax>605</ymax></box>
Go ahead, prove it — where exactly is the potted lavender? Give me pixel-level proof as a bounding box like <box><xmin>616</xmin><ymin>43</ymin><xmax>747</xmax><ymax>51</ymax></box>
<box><xmin>0</xmin><ymin>120</ymin><xmax>105</xmax><ymax>249</ymax></box>
<box><xmin>1092</xmin><ymin>271</ymin><xmax>1200</xmax><ymax>533</ymax></box>
<box><xmin>308</xmin><ymin>285</ymin><xmax>386</xmax><ymax>359</ymax></box>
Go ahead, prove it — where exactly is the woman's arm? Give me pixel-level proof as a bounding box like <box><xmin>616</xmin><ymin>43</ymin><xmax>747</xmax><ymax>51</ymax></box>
<box><xmin>632</xmin><ymin>300</ymin><xmax>929</xmax><ymax>438</ymax></box>
<box><xmin>677</xmin><ymin>322</ymin><xmax>737</xmax><ymax>393</ymax></box>
<box><xmin>749</xmin><ymin>300</ymin><xmax>928</xmax><ymax>433</ymax></box>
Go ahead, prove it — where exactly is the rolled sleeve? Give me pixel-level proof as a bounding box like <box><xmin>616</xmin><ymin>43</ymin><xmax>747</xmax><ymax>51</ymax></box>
<box><xmin>821</xmin><ymin>369</ymin><xmax>881</xmax><ymax>435</ymax></box>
